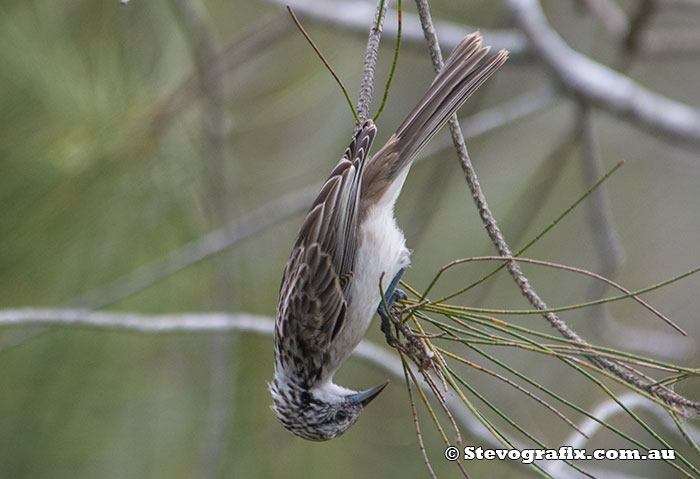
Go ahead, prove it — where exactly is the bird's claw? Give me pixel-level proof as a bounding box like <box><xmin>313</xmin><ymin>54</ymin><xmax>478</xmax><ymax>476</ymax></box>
<box><xmin>378</xmin><ymin>288</ymin><xmax>407</xmax><ymax>346</ymax></box>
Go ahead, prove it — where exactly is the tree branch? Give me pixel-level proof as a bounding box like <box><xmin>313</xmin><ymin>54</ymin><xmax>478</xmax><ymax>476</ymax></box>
<box><xmin>3</xmin><ymin>307</ymin><xmax>695</xmax><ymax>477</ymax></box>
<box><xmin>355</xmin><ymin>0</ymin><xmax>388</xmax><ymax>122</ymax></box>
<box><xmin>508</xmin><ymin>0</ymin><xmax>700</xmax><ymax>147</ymax></box>
<box><xmin>415</xmin><ymin>0</ymin><xmax>700</xmax><ymax>414</ymax></box>
<box><xmin>272</xmin><ymin>0</ymin><xmax>529</xmax><ymax>58</ymax></box>
<box><xmin>0</xmin><ymin>308</ymin><xmax>506</xmax><ymax>450</ymax></box>
<box><xmin>169</xmin><ymin>2</ymin><xmax>237</xmax><ymax>477</ymax></box>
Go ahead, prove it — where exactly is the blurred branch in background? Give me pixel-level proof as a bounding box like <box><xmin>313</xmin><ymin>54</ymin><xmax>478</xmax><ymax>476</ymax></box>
<box><xmin>620</xmin><ymin>0</ymin><xmax>656</xmax><ymax>67</ymax></box>
<box><xmin>150</xmin><ymin>15</ymin><xmax>291</xmax><ymax>136</ymax></box>
<box><xmin>1</xmin><ymin>307</ymin><xmax>695</xmax><ymax>478</ymax></box>
<box><xmin>508</xmin><ymin>0</ymin><xmax>700</xmax><ymax>147</ymax></box>
<box><xmin>574</xmin><ymin>0</ymin><xmax>629</xmax><ymax>38</ymax></box>
<box><xmin>406</xmin><ymin>86</ymin><xmax>560</xmax><ymax>246</ymax></box>
<box><xmin>0</xmin><ymin>308</ymin><xmax>502</xmax><ymax>449</ymax></box>
<box><xmin>576</xmin><ymin>105</ymin><xmax>695</xmax><ymax>358</ymax></box>
<box><xmin>70</xmin><ymin>84</ymin><xmax>558</xmax><ymax>311</ymax></box>
<box><xmin>169</xmin><ymin>0</ymin><xmax>235</xmax><ymax>477</ymax></box>
<box><xmin>0</xmin><ymin>187</ymin><xmax>319</xmax><ymax>354</ymax></box>
<box><xmin>579</xmin><ymin>105</ymin><xmax>625</xmax><ymax>283</ymax></box>
<box><xmin>417</xmin><ymin>0</ymin><xmax>663</xmax><ymax>409</ymax></box>
<box><xmin>4</xmin><ymin>0</ymin><xmax>700</xmax><ymax>476</ymax></box>
<box><xmin>274</xmin><ymin>0</ymin><xmax>531</xmax><ymax>58</ymax></box>
<box><xmin>425</xmin><ymin>85</ymin><xmax>560</xmax><ymax>155</ymax></box>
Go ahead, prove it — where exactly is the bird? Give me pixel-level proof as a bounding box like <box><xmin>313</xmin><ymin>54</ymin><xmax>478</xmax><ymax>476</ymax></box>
<box><xmin>270</xmin><ymin>33</ymin><xmax>508</xmax><ymax>441</ymax></box>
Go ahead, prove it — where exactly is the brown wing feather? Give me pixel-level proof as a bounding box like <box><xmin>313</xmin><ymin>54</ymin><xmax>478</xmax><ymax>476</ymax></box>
<box><xmin>275</xmin><ymin>121</ymin><xmax>377</xmax><ymax>380</ymax></box>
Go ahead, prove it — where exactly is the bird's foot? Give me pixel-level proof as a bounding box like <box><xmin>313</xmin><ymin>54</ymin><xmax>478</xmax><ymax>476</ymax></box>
<box><xmin>378</xmin><ymin>288</ymin><xmax>407</xmax><ymax>346</ymax></box>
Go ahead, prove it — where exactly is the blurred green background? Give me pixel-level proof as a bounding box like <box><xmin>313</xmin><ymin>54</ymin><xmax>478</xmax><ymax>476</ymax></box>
<box><xmin>1</xmin><ymin>0</ymin><xmax>700</xmax><ymax>477</ymax></box>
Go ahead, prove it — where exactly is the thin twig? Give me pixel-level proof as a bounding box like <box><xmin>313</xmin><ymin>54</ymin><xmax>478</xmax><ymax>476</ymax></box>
<box><xmin>286</xmin><ymin>5</ymin><xmax>360</xmax><ymax>123</ymax></box>
<box><xmin>373</xmin><ymin>0</ymin><xmax>402</xmax><ymax>121</ymax></box>
<box><xmin>438</xmin><ymin>347</ymin><xmax>588</xmax><ymax>438</ymax></box>
<box><xmin>400</xmin><ymin>354</ymin><xmax>438</xmax><ymax>479</ymax></box>
<box><xmin>355</xmin><ymin>0</ymin><xmax>388</xmax><ymax>123</ymax></box>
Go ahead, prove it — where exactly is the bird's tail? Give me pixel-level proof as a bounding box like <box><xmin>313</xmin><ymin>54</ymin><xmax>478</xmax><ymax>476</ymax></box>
<box><xmin>361</xmin><ymin>33</ymin><xmax>507</xmax><ymax>207</ymax></box>
<box><xmin>395</xmin><ymin>33</ymin><xmax>507</xmax><ymax>160</ymax></box>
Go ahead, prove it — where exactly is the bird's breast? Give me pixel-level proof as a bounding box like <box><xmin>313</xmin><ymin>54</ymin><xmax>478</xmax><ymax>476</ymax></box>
<box><xmin>325</xmin><ymin>201</ymin><xmax>411</xmax><ymax>379</ymax></box>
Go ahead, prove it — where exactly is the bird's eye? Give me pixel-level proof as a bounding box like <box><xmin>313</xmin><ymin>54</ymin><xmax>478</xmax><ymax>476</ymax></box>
<box><xmin>335</xmin><ymin>410</ymin><xmax>348</xmax><ymax>421</ymax></box>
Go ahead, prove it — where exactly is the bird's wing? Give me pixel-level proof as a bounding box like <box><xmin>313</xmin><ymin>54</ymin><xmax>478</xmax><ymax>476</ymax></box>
<box><xmin>276</xmin><ymin>121</ymin><xmax>376</xmax><ymax>377</ymax></box>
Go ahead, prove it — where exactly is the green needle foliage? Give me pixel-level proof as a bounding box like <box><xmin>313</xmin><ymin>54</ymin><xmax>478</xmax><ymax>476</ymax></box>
<box><xmin>386</xmin><ymin>164</ymin><xmax>700</xmax><ymax>478</ymax></box>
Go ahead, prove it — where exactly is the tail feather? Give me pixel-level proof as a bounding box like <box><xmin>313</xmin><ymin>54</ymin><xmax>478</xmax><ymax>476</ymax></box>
<box><xmin>394</xmin><ymin>33</ymin><xmax>508</xmax><ymax>164</ymax></box>
<box><xmin>361</xmin><ymin>33</ymin><xmax>508</xmax><ymax>211</ymax></box>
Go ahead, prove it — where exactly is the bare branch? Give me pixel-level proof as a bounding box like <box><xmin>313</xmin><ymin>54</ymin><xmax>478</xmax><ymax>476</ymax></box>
<box><xmin>0</xmin><ymin>308</ymin><xmax>506</xmax><ymax>449</ymax></box>
<box><xmin>0</xmin><ymin>309</ymin><xmax>273</xmax><ymax>333</ymax></box>
<box><xmin>356</xmin><ymin>0</ymin><xmax>388</xmax><ymax>122</ymax></box>
<box><xmin>5</xmin><ymin>306</ymin><xmax>695</xmax><ymax>475</ymax></box>
<box><xmin>272</xmin><ymin>0</ymin><xmax>529</xmax><ymax>58</ymax></box>
<box><xmin>413</xmin><ymin>0</ymin><xmax>577</xmax><ymax>345</ymax></box>
<box><xmin>508</xmin><ymin>0</ymin><xmax>700</xmax><ymax>147</ymax></box>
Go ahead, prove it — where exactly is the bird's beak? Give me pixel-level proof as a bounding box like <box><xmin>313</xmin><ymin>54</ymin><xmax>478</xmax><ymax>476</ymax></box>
<box><xmin>347</xmin><ymin>381</ymin><xmax>389</xmax><ymax>407</ymax></box>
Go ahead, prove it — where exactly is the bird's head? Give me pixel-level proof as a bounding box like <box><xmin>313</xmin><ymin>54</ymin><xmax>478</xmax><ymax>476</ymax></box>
<box><xmin>269</xmin><ymin>378</ymin><xmax>387</xmax><ymax>441</ymax></box>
